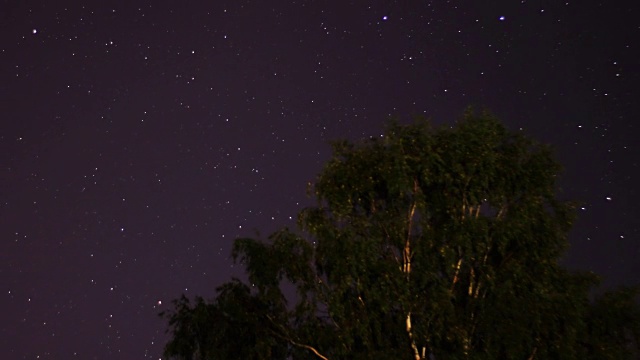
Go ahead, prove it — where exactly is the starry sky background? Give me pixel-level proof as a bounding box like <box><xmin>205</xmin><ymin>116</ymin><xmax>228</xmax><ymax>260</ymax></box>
<box><xmin>2</xmin><ymin>1</ymin><xmax>638</xmax><ymax>359</ymax></box>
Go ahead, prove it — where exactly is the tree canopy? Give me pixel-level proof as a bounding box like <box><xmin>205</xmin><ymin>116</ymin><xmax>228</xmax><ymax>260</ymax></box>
<box><xmin>160</xmin><ymin>110</ymin><xmax>639</xmax><ymax>360</ymax></box>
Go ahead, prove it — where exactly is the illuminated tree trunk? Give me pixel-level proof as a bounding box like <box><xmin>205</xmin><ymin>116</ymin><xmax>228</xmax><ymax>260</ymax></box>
<box><xmin>405</xmin><ymin>179</ymin><xmax>423</xmax><ymax>360</ymax></box>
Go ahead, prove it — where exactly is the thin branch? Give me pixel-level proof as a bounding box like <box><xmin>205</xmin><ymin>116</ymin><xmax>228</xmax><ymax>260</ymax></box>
<box><xmin>473</xmin><ymin>280</ymin><xmax>482</xmax><ymax>299</ymax></box>
<box><xmin>404</xmin><ymin>180</ymin><xmax>418</xmax><ymax>276</ymax></box>
<box><xmin>451</xmin><ymin>257</ymin><xmax>463</xmax><ymax>291</ymax></box>
<box><xmin>265</xmin><ymin>314</ymin><xmax>330</xmax><ymax>360</ymax></box>
<box><xmin>286</xmin><ymin>336</ymin><xmax>330</xmax><ymax>360</ymax></box>
<box><xmin>468</xmin><ymin>267</ymin><xmax>475</xmax><ymax>296</ymax></box>
<box><xmin>481</xmin><ymin>245</ymin><xmax>490</xmax><ymax>267</ymax></box>
<box><xmin>496</xmin><ymin>203</ymin><xmax>507</xmax><ymax>220</ymax></box>
<box><xmin>381</xmin><ymin>225</ymin><xmax>401</xmax><ymax>268</ymax></box>
<box><xmin>450</xmin><ymin>244</ymin><xmax>469</xmax><ymax>294</ymax></box>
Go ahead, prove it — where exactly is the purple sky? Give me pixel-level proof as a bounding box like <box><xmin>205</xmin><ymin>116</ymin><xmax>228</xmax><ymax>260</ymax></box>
<box><xmin>2</xmin><ymin>1</ymin><xmax>638</xmax><ymax>359</ymax></box>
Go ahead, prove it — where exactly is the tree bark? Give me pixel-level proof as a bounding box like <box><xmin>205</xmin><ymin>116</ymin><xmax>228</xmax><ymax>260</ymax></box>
<box><xmin>405</xmin><ymin>179</ymin><xmax>422</xmax><ymax>360</ymax></box>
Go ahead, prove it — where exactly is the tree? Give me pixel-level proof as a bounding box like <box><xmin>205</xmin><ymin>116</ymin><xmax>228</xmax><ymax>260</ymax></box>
<box><xmin>582</xmin><ymin>286</ymin><xmax>640</xmax><ymax>359</ymax></box>
<box><xmin>160</xmin><ymin>109</ymin><xmax>639</xmax><ymax>359</ymax></box>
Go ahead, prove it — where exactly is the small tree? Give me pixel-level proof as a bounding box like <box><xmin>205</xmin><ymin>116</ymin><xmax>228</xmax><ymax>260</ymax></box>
<box><xmin>161</xmin><ymin>109</ymin><xmax>639</xmax><ymax>360</ymax></box>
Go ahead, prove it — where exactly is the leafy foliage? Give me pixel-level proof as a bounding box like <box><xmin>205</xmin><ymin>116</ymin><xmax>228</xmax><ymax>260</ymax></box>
<box><xmin>160</xmin><ymin>109</ymin><xmax>639</xmax><ymax>359</ymax></box>
<box><xmin>582</xmin><ymin>287</ymin><xmax>640</xmax><ymax>359</ymax></box>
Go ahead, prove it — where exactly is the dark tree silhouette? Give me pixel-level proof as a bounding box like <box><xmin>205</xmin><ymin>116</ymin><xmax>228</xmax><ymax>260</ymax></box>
<box><xmin>160</xmin><ymin>109</ymin><xmax>639</xmax><ymax>360</ymax></box>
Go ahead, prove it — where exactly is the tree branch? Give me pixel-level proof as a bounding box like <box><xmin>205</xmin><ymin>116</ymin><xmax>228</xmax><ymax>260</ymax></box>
<box><xmin>404</xmin><ymin>197</ymin><xmax>417</xmax><ymax>276</ymax></box>
<box><xmin>406</xmin><ymin>312</ymin><xmax>422</xmax><ymax>360</ymax></box>
<box><xmin>405</xmin><ymin>179</ymin><xmax>423</xmax><ymax>360</ymax></box>
<box><xmin>265</xmin><ymin>314</ymin><xmax>330</xmax><ymax>360</ymax></box>
<box><xmin>286</xmin><ymin>336</ymin><xmax>330</xmax><ymax>360</ymax></box>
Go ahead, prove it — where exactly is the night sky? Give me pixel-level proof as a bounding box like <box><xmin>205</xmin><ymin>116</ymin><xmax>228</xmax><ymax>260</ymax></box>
<box><xmin>2</xmin><ymin>1</ymin><xmax>638</xmax><ymax>358</ymax></box>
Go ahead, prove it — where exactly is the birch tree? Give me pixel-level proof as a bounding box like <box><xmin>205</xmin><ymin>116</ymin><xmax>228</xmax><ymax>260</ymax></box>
<box><xmin>161</xmin><ymin>110</ymin><xmax>639</xmax><ymax>360</ymax></box>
